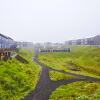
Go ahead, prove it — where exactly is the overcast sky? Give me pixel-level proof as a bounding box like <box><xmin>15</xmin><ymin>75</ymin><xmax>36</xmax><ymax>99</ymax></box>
<box><xmin>0</xmin><ymin>0</ymin><xmax>100</xmax><ymax>43</ymax></box>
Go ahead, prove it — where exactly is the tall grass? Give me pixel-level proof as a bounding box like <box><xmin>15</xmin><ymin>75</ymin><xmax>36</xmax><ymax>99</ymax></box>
<box><xmin>39</xmin><ymin>46</ymin><xmax>100</xmax><ymax>77</ymax></box>
<box><xmin>50</xmin><ymin>81</ymin><xmax>100</xmax><ymax>100</ymax></box>
<box><xmin>49</xmin><ymin>71</ymin><xmax>75</xmax><ymax>81</ymax></box>
<box><xmin>0</xmin><ymin>48</ymin><xmax>41</xmax><ymax>100</ymax></box>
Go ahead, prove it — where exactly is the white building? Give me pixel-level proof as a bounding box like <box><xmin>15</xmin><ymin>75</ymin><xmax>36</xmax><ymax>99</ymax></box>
<box><xmin>16</xmin><ymin>42</ymin><xmax>34</xmax><ymax>48</ymax></box>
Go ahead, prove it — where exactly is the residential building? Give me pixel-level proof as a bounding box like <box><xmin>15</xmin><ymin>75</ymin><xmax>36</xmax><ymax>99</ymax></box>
<box><xmin>65</xmin><ymin>35</ymin><xmax>100</xmax><ymax>45</ymax></box>
<box><xmin>0</xmin><ymin>33</ymin><xmax>16</xmax><ymax>49</ymax></box>
<box><xmin>16</xmin><ymin>42</ymin><xmax>34</xmax><ymax>48</ymax></box>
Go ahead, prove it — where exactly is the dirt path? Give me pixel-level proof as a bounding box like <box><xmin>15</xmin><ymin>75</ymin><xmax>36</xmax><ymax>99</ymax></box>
<box><xmin>23</xmin><ymin>56</ymin><xmax>100</xmax><ymax>100</ymax></box>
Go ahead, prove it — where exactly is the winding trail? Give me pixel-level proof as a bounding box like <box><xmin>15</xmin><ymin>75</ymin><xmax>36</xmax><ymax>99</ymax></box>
<box><xmin>24</xmin><ymin>55</ymin><xmax>100</xmax><ymax>100</ymax></box>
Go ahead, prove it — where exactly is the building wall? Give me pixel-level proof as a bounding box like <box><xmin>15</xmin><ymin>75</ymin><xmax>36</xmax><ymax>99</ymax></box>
<box><xmin>0</xmin><ymin>33</ymin><xmax>16</xmax><ymax>49</ymax></box>
<box><xmin>16</xmin><ymin>42</ymin><xmax>34</xmax><ymax>48</ymax></box>
<box><xmin>65</xmin><ymin>35</ymin><xmax>100</xmax><ymax>45</ymax></box>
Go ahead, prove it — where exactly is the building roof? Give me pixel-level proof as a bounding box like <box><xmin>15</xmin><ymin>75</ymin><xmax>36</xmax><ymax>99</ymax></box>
<box><xmin>0</xmin><ymin>33</ymin><xmax>13</xmax><ymax>40</ymax></box>
<box><xmin>0</xmin><ymin>33</ymin><xmax>8</xmax><ymax>39</ymax></box>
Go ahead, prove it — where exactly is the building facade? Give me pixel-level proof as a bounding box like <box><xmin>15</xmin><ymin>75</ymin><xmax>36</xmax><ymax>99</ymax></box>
<box><xmin>65</xmin><ymin>35</ymin><xmax>100</xmax><ymax>45</ymax></box>
<box><xmin>0</xmin><ymin>33</ymin><xmax>16</xmax><ymax>49</ymax></box>
<box><xmin>16</xmin><ymin>42</ymin><xmax>34</xmax><ymax>48</ymax></box>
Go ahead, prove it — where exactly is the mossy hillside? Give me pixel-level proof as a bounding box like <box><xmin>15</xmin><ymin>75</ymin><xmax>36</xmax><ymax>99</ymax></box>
<box><xmin>49</xmin><ymin>71</ymin><xmax>75</xmax><ymax>81</ymax></box>
<box><xmin>50</xmin><ymin>81</ymin><xmax>100</xmax><ymax>100</ymax></box>
<box><xmin>17</xmin><ymin>48</ymin><xmax>34</xmax><ymax>61</ymax></box>
<box><xmin>0</xmin><ymin>48</ymin><xmax>41</xmax><ymax>100</ymax></box>
<box><xmin>39</xmin><ymin>46</ymin><xmax>100</xmax><ymax>77</ymax></box>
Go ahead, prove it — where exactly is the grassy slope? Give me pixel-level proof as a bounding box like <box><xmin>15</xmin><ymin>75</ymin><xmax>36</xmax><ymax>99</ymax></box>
<box><xmin>49</xmin><ymin>71</ymin><xmax>75</xmax><ymax>81</ymax></box>
<box><xmin>39</xmin><ymin>46</ymin><xmax>100</xmax><ymax>100</ymax></box>
<box><xmin>0</xmin><ymin>48</ymin><xmax>41</xmax><ymax>100</ymax></box>
<box><xmin>50</xmin><ymin>81</ymin><xmax>100</xmax><ymax>100</ymax></box>
<box><xmin>39</xmin><ymin>46</ymin><xmax>100</xmax><ymax>78</ymax></box>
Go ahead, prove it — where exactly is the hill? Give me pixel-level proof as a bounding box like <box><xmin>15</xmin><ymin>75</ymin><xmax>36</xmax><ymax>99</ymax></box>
<box><xmin>39</xmin><ymin>46</ymin><xmax>100</xmax><ymax>78</ymax></box>
<box><xmin>0</xmin><ymin>48</ymin><xmax>41</xmax><ymax>100</ymax></box>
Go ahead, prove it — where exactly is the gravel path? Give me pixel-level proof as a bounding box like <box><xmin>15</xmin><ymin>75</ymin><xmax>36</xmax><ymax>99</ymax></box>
<box><xmin>23</xmin><ymin>56</ymin><xmax>100</xmax><ymax>100</ymax></box>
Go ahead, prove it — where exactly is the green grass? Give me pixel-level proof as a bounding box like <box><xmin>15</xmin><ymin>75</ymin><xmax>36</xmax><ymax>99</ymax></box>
<box><xmin>38</xmin><ymin>46</ymin><xmax>100</xmax><ymax>78</ymax></box>
<box><xmin>49</xmin><ymin>71</ymin><xmax>75</xmax><ymax>81</ymax></box>
<box><xmin>17</xmin><ymin>48</ymin><xmax>34</xmax><ymax>61</ymax></box>
<box><xmin>0</xmin><ymin>48</ymin><xmax>41</xmax><ymax>100</ymax></box>
<box><xmin>50</xmin><ymin>81</ymin><xmax>100</xmax><ymax>100</ymax></box>
<box><xmin>39</xmin><ymin>46</ymin><xmax>100</xmax><ymax>100</ymax></box>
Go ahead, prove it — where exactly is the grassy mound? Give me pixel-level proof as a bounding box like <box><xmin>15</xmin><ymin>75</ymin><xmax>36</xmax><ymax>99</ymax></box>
<box><xmin>39</xmin><ymin>46</ymin><xmax>100</xmax><ymax>78</ymax></box>
<box><xmin>49</xmin><ymin>71</ymin><xmax>75</xmax><ymax>81</ymax></box>
<box><xmin>0</xmin><ymin>48</ymin><xmax>41</xmax><ymax>100</ymax></box>
<box><xmin>50</xmin><ymin>81</ymin><xmax>100</xmax><ymax>100</ymax></box>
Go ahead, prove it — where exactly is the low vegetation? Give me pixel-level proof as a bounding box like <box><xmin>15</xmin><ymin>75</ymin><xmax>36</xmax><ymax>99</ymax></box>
<box><xmin>50</xmin><ymin>81</ymin><xmax>100</xmax><ymax>100</ymax></box>
<box><xmin>39</xmin><ymin>46</ymin><xmax>100</xmax><ymax>78</ymax></box>
<box><xmin>49</xmin><ymin>71</ymin><xmax>75</xmax><ymax>81</ymax></box>
<box><xmin>0</xmin><ymin>48</ymin><xmax>41</xmax><ymax>100</ymax></box>
<box><xmin>39</xmin><ymin>46</ymin><xmax>100</xmax><ymax>100</ymax></box>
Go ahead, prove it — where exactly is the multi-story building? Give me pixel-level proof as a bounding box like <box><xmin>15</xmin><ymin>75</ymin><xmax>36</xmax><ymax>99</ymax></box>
<box><xmin>0</xmin><ymin>33</ymin><xmax>16</xmax><ymax>49</ymax></box>
<box><xmin>92</xmin><ymin>35</ymin><xmax>100</xmax><ymax>45</ymax></box>
<box><xmin>0</xmin><ymin>33</ymin><xmax>17</xmax><ymax>61</ymax></box>
<box><xmin>65</xmin><ymin>35</ymin><xmax>100</xmax><ymax>45</ymax></box>
<box><xmin>16</xmin><ymin>42</ymin><xmax>34</xmax><ymax>48</ymax></box>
